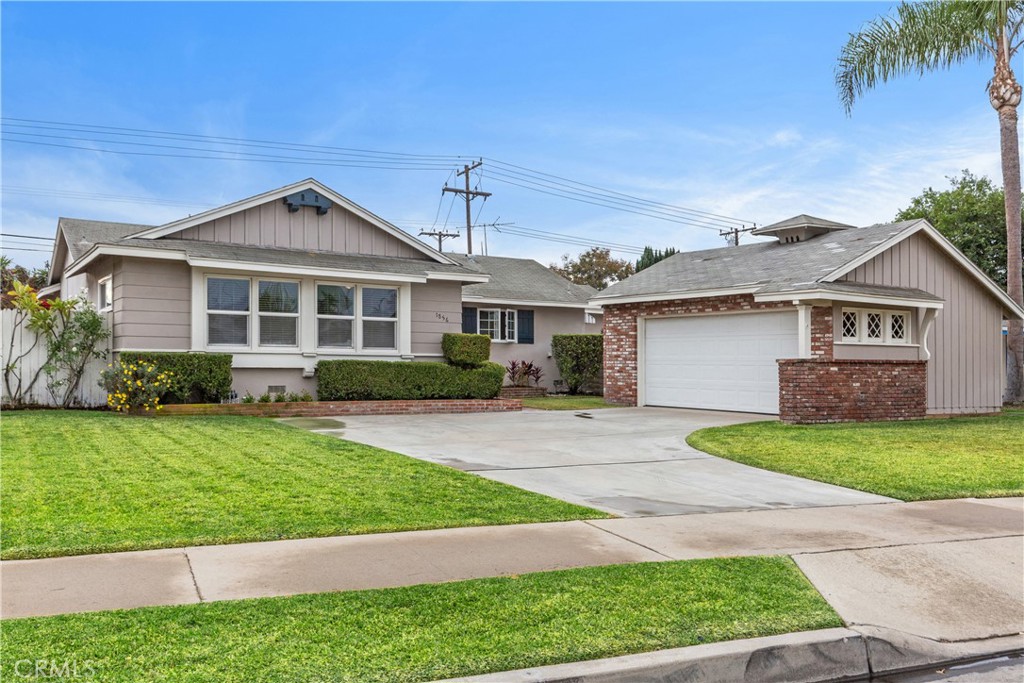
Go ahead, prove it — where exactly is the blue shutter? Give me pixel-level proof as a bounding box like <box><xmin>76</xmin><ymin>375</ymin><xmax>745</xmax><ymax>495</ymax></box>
<box><xmin>462</xmin><ymin>307</ymin><xmax>478</xmax><ymax>333</ymax></box>
<box><xmin>517</xmin><ymin>310</ymin><xmax>534</xmax><ymax>344</ymax></box>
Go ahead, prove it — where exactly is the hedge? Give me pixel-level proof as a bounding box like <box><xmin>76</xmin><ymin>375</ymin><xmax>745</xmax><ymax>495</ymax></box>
<box><xmin>316</xmin><ymin>360</ymin><xmax>504</xmax><ymax>401</ymax></box>
<box><xmin>118</xmin><ymin>352</ymin><xmax>233</xmax><ymax>404</ymax></box>
<box><xmin>551</xmin><ymin>334</ymin><xmax>603</xmax><ymax>395</ymax></box>
<box><xmin>441</xmin><ymin>333</ymin><xmax>491</xmax><ymax>368</ymax></box>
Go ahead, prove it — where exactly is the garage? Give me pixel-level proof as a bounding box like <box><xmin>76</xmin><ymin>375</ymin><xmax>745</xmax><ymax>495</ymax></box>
<box><xmin>641</xmin><ymin>311</ymin><xmax>799</xmax><ymax>414</ymax></box>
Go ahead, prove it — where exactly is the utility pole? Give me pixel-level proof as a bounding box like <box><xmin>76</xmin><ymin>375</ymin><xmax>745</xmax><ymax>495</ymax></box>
<box><xmin>443</xmin><ymin>161</ymin><xmax>491</xmax><ymax>254</ymax></box>
<box><xmin>720</xmin><ymin>225</ymin><xmax>756</xmax><ymax>247</ymax></box>
<box><xmin>418</xmin><ymin>230</ymin><xmax>460</xmax><ymax>252</ymax></box>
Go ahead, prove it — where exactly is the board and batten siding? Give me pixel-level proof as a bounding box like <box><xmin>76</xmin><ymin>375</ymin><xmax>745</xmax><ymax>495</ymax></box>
<box><xmin>839</xmin><ymin>232</ymin><xmax>1004</xmax><ymax>413</ymax></box>
<box><xmin>111</xmin><ymin>257</ymin><xmax>191</xmax><ymax>351</ymax></box>
<box><xmin>410</xmin><ymin>281</ymin><xmax>463</xmax><ymax>356</ymax></box>
<box><xmin>165</xmin><ymin>198</ymin><xmax>423</xmax><ymax>259</ymax></box>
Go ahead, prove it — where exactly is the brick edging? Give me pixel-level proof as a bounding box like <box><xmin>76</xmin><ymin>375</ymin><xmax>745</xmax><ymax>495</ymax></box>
<box><xmin>158</xmin><ymin>399</ymin><xmax>522</xmax><ymax>417</ymax></box>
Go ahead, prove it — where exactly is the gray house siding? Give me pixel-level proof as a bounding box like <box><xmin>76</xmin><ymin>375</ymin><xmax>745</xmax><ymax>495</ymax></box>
<box><xmin>410</xmin><ymin>281</ymin><xmax>464</xmax><ymax>356</ymax></box>
<box><xmin>840</xmin><ymin>232</ymin><xmax>1005</xmax><ymax>413</ymax></box>
<box><xmin>166</xmin><ymin>198</ymin><xmax>424</xmax><ymax>258</ymax></box>
<box><xmin>111</xmin><ymin>257</ymin><xmax>192</xmax><ymax>351</ymax></box>
<box><xmin>472</xmin><ymin>305</ymin><xmax>602</xmax><ymax>388</ymax></box>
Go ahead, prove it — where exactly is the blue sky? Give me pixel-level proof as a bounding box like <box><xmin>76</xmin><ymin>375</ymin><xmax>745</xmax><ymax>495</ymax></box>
<box><xmin>1</xmin><ymin>1</ymin><xmax>1005</xmax><ymax>269</ymax></box>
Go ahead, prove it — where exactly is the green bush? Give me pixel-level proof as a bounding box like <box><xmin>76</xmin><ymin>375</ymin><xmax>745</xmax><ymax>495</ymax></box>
<box><xmin>317</xmin><ymin>360</ymin><xmax>504</xmax><ymax>401</ymax></box>
<box><xmin>551</xmin><ymin>334</ymin><xmax>603</xmax><ymax>395</ymax></box>
<box><xmin>441</xmin><ymin>333</ymin><xmax>491</xmax><ymax>368</ymax></box>
<box><xmin>118</xmin><ymin>352</ymin><xmax>233</xmax><ymax>404</ymax></box>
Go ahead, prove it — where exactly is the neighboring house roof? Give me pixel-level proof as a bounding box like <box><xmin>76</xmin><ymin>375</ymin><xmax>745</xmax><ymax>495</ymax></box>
<box><xmin>592</xmin><ymin>218</ymin><xmax>1024</xmax><ymax>318</ymax></box>
<box><xmin>59</xmin><ymin>218</ymin><xmax>152</xmax><ymax>261</ymax></box>
<box><xmin>449</xmin><ymin>254</ymin><xmax>598</xmax><ymax>308</ymax></box>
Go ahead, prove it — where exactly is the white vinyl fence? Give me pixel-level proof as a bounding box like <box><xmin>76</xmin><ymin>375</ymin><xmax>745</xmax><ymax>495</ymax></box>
<box><xmin>1</xmin><ymin>309</ymin><xmax>112</xmax><ymax>407</ymax></box>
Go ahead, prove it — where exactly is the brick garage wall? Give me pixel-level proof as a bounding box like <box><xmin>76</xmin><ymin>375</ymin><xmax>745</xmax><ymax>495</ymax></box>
<box><xmin>159</xmin><ymin>399</ymin><xmax>522</xmax><ymax>417</ymax></box>
<box><xmin>778</xmin><ymin>359</ymin><xmax>927</xmax><ymax>424</ymax></box>
<box><xmin>603</xmin><ymin>295</ymin><xmax>797</xmax><ymax>406</ymax></box>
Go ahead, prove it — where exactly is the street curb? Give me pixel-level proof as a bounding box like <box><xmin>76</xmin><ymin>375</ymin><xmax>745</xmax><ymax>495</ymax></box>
<box><xmin>436</xmin><ymin>628</ymin><xmax>1024</xmax><ymax>683</ymax></box>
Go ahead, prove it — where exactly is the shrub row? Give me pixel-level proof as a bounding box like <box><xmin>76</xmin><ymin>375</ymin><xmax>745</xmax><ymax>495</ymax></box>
<box><xmin>316</xmin><ymin>359</ymin><xmax>504</xmax><ymax>401</ymax></box>
<box><xmin>118</xmin><ymin>352</ymin><xmax>233</xmax><ymax>404</ymax></box>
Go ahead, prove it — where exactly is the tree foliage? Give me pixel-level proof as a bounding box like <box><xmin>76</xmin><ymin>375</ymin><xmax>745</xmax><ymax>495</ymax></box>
<box><xmin>550</xmin><ymin>247</ymin><xmax>634</xmax><ymax>290</ymax></box>
<box><xmin>635</xmin><ymin>246</ymin><xmax>679</xmax><ymax>273</ymax></box>
<box><xmin>1</xmin><ymin>256</ymin><xmax>49</xmax><ymax>309</ymax></box>
<box><xmin>551</xmin><ymin>334</ymin><xmax>603</xmax><ymax>395</ymax></box>
<box><xmin>896</xmin><ymin>171</ymin><xmax>1022</xmax><ymax>287</ymax></box>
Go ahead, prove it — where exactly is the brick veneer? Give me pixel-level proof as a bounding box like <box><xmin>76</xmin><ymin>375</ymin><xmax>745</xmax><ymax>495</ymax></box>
<box><xmin>778</xmin><ymin>359</ymin><xmax>927</xmax><ymax>423</ymax></box>
<box><xmin>158</xmin><ymin>399</ymin><xmax>522</xmax><ymax>417</ymax></box>
<box><xmin>499</xmin><ymin>386</ymin><xmax>548</xmax><ymax>399</ymax></box>
<box><xmin>603</xmin><ymin>294</ymin><xmax>796</xmax><ymax>405</ymax></box>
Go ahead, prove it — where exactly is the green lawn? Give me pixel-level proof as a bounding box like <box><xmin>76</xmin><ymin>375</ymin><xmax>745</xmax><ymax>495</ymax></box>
<box><xmin>522</xmin><ymin>396</ymin><xmax>614</xmax><ymax>410</ymax></box>
<box><xmin>1</xmin><ymin>411</ymin><xmax>606</xmax><ymax>560</ymax></box>
<box><xmin>1</xmin><ymin>558</ymin><xmax>841</xmax><ymax>683</ymax></box>
<box><xmin>687</xmin><ymin>410</ymin><xmax>1024</xmax><ymax>501</ymax></box>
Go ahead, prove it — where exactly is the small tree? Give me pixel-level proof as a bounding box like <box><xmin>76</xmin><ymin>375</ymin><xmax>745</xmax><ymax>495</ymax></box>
<box><xmin>635</xmin><ymin>246</ymin><xmax>679</xmax><ymax>273</ymax></box>
<box><xmin>551</xmin><ymin>334</ymin><xmax>603</xmax><ymax>395</ymax></box>
<box><xmin>550</xmin><ymin>248</ymin><xmax>634</xmax><ymax>290</ymax></box>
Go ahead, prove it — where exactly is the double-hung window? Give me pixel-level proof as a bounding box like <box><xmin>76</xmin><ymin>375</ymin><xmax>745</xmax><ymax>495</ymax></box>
<box><xmin>479</xmin><ymin>308</ymin><xmax>517</xmax><ymax>342</ymax></box>
<box><xmin>362</xmin><ymin>287</ymin><xmax>398</xmax><ymax>349</ymax></box>
<box><xmin>840</xmin><ymin>308</ymin><xmax>911</xmax><ymax>345</ymax></box>
<box><xmin>257</xmin><ymin>280</ymin><xmax>299</xmax><ymax>346</ymax></box>
<box><xmin>317</xmin><ymin>284</ymin><xmax>355</xmax><ymax>348</ymax></box>
<box><xmin>207</xmin><ymin>277</ymin><xmax>250</xmax><ymax>346</ymax></box>
<box><xmin>97</xmin><ymin>276</ymin><xmax>113</xmax><ymax>312</ymax></box>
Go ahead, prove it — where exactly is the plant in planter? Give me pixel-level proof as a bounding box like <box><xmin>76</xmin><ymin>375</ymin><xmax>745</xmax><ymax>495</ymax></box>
<box><xmin>506</xmin><ymin>360</ymin><xmax>545</xmax><ymax>387</ymax></box>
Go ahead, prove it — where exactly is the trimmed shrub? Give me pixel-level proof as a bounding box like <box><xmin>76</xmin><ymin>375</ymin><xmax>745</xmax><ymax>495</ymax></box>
<box><xmin>441</xmin><ymin>333</ymin><xmax>491</xmax><ymax>368</ymax></box>
<box><xmin>119</xmin><ymin>352</ymin><xmax>233</xmax><ymax>404</ymax></box>
<box><xmin>316</xmin><ymin>360</ymin><xmax>504</xmax><ymax>401</ymax></box>
<box><xmin>551</xmin><ymin>334</ymin><xmax>603</xmax><ymax>395</ymax></box>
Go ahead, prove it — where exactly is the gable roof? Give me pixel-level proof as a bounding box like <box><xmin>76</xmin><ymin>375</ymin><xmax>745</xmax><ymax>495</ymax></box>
<box><xmin>593</xmin><ymin>219</ymin><xmax>1024</xmax><ymax>318</ymax></box>
<box><xmin>126</xmin><ymin>178</ymin><xmax>456</xmax><ymax>265</ymax></box>
<box><xmin>449</xmin><ymin>254</ymin><xmax>597</xmax><ymax>307</ymax></box>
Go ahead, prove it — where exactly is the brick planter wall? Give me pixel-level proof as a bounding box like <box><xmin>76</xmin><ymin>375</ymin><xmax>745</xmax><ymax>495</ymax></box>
<box><xmin>159</xmin><ymin>399</ymin><xmax>522</xmax><ymax>417</ymax></box>
<box><xmin>499</xmin><ymin>386</ymin><xmax>547</xmax><ymax>399</ymax></box>
<box><xmin>778</xmin><ymin>359</ymin><xmax>927</xmax><ymax>424</ymax></box>
<box><xmin>603</xmin><ymin>295</ymin><xmax>797</xmax><ymax>405</ymax></box>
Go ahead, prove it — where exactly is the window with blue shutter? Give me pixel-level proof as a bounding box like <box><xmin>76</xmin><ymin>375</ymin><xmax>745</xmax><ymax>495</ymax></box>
<box><xmin>517</xmin><ymin>310</ymin><xmax>535</xmax><ymax>344</ymax></box>
<box><xmin>462</xmin><ymin>307</ymin><xmax>478</xmax><ymax>333</ymax></box>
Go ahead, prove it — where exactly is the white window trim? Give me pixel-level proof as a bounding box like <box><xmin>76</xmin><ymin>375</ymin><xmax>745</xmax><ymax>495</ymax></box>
<box><xmin>315</xmin><ymin>282</ymin><xmax>356</xmax><ymax>351</ymax></box>
<box><xmin>196</xmin><ymin>270</ymin><xmax>407</xmax><ymax>356</ymax></box>
<box><xmin>97</xmin><ymin>275</ymin><xmax>113</xmax><ymax>313</ymax></box>
<box><xmin>479</xmin><ymin>308</ymin><xmax>518</xmax><ymax>343</ymax></box>
<box><xmin>839</xmin><ymin>307</ymin><xmax>912</xmax><ymax>345</ymax></box>
<box><xmin>206</xmin><ymin>274</ymin><xmax>252</xmax><ymax>349</ymax></box>
<box><xmin>256</xmin><ymin>277</ymin><xmax>301</xmax><ymax>349</ymax></box>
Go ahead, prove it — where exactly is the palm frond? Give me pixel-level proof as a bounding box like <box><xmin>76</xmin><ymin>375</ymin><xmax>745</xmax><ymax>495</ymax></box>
<box><xmin>837</xmin><ymin>1</ymin><xmax>993</xmax><ymax>114</ymax></box>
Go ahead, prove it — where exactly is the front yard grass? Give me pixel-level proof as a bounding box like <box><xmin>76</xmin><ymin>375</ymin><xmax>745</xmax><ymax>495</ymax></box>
<box><xmin>687</xmin><ymin>410</ymin><xmax>1024</xmax><ymax>501</ymax></box>
<box><xmin>1</xmin><ymin>411</ymin><xmax>607</xmax><ymax>560</ymax></box>
<box><xmin>1</xmin><ymin>557</ymin><xmax>841</xmax><ymax>683</ymax></box>
<box><xmin>522</xmin><ymin>395</ymin><xmax>613</xmax><ymax>410</ymax></box>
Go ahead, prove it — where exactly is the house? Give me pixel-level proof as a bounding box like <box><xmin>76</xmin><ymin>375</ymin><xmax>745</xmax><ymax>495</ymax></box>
<box><xmin>591</xmin><ymin>215</ymin><xmax>1024</xmax><ymax>423</ymax></box>
<box><xmin>451</xmin><ymin>254</ymin><xmax>603</xmax><ymax>388</ymax></box>
<box><xmin>42</xmin><ymin>179</ymin><xmax>492</xmax><ymax>397</ymax></box>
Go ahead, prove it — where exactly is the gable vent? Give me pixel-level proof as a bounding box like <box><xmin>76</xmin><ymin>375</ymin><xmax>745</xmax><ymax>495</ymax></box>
<box><xmin>284</xmin><ymin>190</ymin><xmax>333</xmax><ymax>215</ymax></box>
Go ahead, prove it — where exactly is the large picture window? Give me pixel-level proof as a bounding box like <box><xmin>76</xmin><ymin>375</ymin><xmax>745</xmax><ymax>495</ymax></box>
<box><xmin>207</xmin><ymin>277</ymin><xmax>250</xmax><ymax>346</ymax></box>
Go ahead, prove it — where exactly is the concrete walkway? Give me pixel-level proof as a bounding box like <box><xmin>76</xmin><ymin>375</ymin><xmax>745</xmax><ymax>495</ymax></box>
<box><xmin>299</xmin><ymin>408</ymin><xmax>894</xmax><ymax>516</ymax></box>
<box><xmin>3</xmin><ymin>497</ymin><xmax>1020</xmax><ymax>633</ymax></box>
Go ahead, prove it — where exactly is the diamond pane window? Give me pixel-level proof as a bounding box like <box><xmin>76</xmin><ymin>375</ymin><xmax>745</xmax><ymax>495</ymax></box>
<box><xmin>890</xmin><ymin>313</ymin><xmax>906</xmax><ymax>341</ymax></box>
<box><xmin>842</xmin><ymin>310</ymin><xmax>858</xmax><ymax>340</ymax></box>
<box><xmin>867</xmin><ymin>312</ymin><xmax>883</xmax><ymax>339</ymax></box>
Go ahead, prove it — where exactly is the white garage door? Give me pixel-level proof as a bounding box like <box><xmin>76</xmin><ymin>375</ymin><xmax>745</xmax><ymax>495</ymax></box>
<box><xmin>642</xmin><ymin>311</ymin><xmax>798</xmax><ymax>414</ymax></box>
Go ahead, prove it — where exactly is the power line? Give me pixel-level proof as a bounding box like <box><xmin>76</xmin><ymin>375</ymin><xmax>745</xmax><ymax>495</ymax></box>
<box><xmin>0</xmin><ymin>246</ymin><xmax>51</xmax><ymax>253</ymax></box>
<box><xmin>0</xmin><ymin>233</ymin><xmax>53</xmax><ymax>241</ymax></box>
<box><xmin>2</xmin><ymin>186</ymin><xmax>215</xmax><ymax>209</ymax></box>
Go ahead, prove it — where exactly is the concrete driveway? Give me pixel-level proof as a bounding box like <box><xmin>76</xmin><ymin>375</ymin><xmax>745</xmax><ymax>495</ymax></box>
<box><xmin>289</xmin><ymin>407</ymin><xmax>894</xmax><ymax>517</ymax></box>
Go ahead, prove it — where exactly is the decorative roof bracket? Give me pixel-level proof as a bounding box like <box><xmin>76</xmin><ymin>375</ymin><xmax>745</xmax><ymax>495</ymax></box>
<box><xmin>283</xmin><ymin>190</ymin><xmax>332</xmax><ymax>215</ymax></box>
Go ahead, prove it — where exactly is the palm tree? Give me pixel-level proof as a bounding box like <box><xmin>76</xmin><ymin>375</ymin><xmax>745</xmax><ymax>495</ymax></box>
<box><xmin>837</xmin><ymin>1</ymin><xmax>1024</xmax><ymax>403</ymax></box>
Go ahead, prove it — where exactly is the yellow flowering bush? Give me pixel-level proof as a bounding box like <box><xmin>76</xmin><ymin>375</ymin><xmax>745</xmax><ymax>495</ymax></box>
<box><xmin>99</xmin><ymin>360</ymin><xmax>173</xmax><ymax>413</ymax></box>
